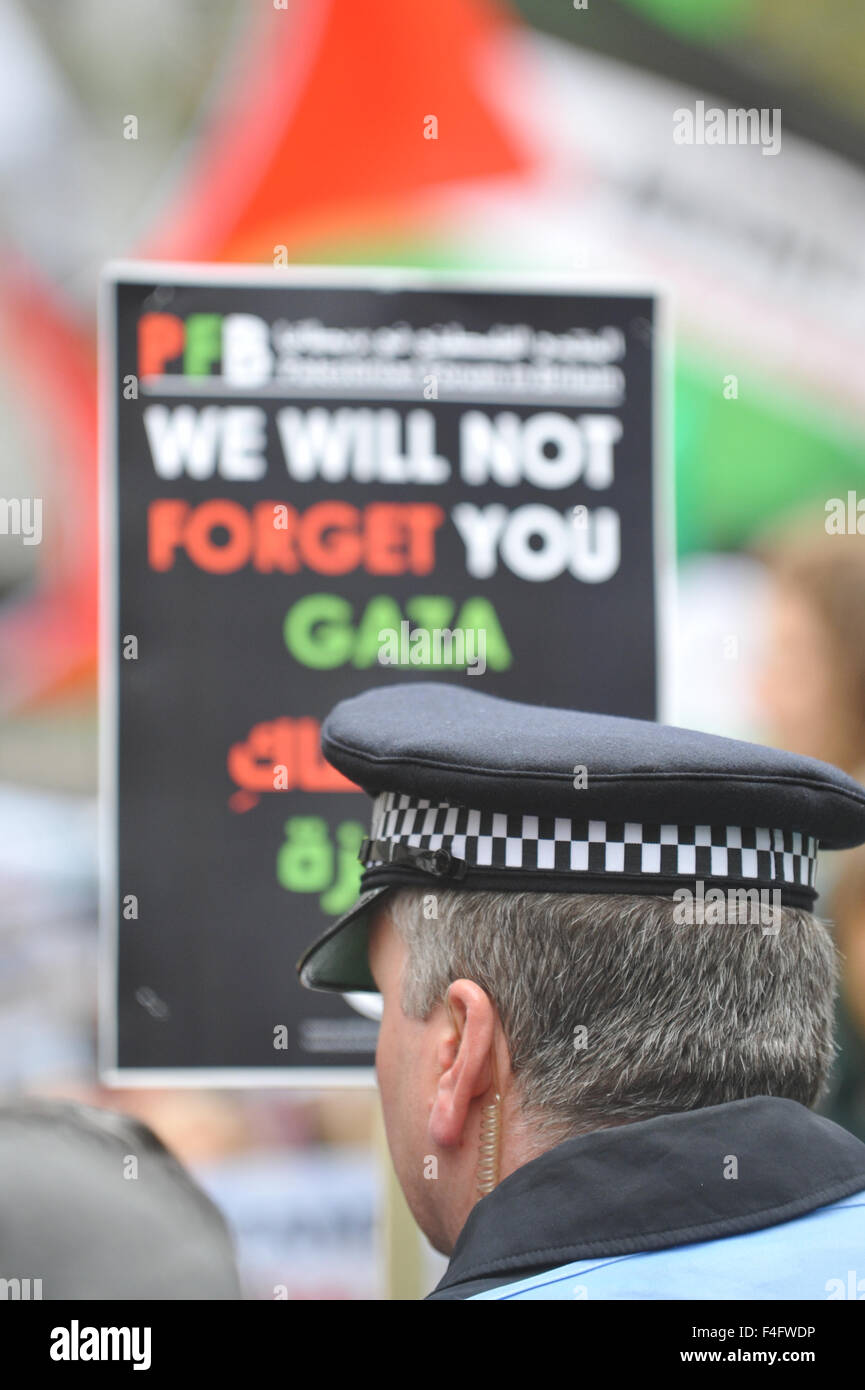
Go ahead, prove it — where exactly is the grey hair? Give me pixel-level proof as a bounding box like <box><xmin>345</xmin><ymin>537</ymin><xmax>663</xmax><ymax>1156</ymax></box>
<box><xmin>386</xmin><ymin>888</ymin><xmax>839</xmax><ymax>1142</ymax></box>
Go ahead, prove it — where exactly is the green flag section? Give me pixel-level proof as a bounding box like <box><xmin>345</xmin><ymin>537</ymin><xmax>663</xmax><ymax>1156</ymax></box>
<box><xmin>675</xmin><ymin>352</ymin><xmax>865</xmax><ymax>556</ymax></box>
<box><xmin>619</xmin><ymin>0</ymin><xmax>751</xmax><ymax>41</ymax></box>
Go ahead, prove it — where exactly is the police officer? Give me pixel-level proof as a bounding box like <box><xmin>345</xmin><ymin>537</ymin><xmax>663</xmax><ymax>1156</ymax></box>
<box><xmin>298</xmin><ymin>682</ymin><xmax>865</xmax><ymax>1300</ymax></box>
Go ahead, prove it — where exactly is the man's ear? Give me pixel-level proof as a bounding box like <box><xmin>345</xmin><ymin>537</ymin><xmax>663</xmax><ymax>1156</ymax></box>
<box><xmin>428</xmin><ymin>979</ymin><xmax>497</xmax><ymax>1149</ymax></box>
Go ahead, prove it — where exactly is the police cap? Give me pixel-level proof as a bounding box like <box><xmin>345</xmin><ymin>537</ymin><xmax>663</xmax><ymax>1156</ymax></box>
<box><xmin>297</xmin><ymin>682</ymin><xmax>865</xmax><ymax>992</ymax></box>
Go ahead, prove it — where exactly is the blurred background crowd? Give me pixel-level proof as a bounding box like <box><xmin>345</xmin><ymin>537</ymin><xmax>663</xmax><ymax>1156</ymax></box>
<box><xmin>1</xmin><ymin>0</ymin><xmax>865</xmax><ymax>1297</ymax></box>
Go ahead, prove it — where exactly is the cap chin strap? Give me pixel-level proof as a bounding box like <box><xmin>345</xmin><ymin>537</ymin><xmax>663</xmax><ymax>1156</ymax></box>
<box><xmin>358</xmin><ymin>837</ymin><xmax>468</xmax><ymax>880</ymax></box>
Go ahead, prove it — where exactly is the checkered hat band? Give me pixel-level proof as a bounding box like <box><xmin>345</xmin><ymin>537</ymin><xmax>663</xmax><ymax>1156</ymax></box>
<box><xmin>366</xmin><ymin>792</ymin><xmax>819</xmax><ymax>889</ymax></box>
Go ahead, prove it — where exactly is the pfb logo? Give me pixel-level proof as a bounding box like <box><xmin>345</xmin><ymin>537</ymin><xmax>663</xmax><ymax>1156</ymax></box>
<box><xmin>138</xmin><ymin>312</ymin><xmax>274</xmax><ymax>387</ymax></box>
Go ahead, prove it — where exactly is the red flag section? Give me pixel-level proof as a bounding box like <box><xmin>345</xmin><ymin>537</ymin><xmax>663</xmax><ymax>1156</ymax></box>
<box><xmin>148</xmin><ymin>0</ymin><xmax>532</xmax><ymax>261</ymax></box>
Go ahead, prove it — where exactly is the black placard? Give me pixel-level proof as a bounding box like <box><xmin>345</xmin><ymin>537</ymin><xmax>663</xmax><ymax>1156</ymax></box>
<box><xmin>100</xmin><ymin>265</ymin><xmax>669</xmax><ymax>1079</ymax></box>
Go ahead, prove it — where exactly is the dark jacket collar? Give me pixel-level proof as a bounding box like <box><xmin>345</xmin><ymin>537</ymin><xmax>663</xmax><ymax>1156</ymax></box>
<box><xmin>428</xmin><ymin>1097</ymin><xmax>865</xmax><ymax>1300</ymax></box>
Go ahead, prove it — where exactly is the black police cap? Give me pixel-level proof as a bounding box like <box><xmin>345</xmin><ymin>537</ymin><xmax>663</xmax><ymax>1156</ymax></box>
<box><xmin>297</xmin><ymin>683</ymin><xmax>865</xmax><ymax>992</ymax></box>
